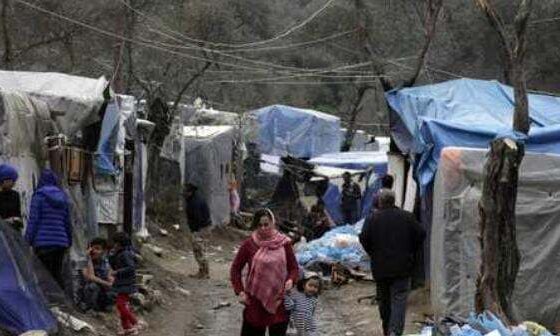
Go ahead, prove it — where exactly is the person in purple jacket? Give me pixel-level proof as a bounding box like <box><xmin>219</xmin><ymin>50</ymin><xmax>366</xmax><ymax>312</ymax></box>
<box><xmin>25</xmin><ymin>169</ymin><xmax>72</xmax><ymax>288</ymax></box>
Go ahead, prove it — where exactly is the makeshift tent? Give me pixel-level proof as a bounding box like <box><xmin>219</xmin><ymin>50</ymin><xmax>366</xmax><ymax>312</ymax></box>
<box><xmin>0</xmin><ymin>70</ymin><xmax>107</xmax><ymax>135</ymax></box>
<box><xmin>340</xmin><ymin>129</ymin><xmax>379</xmax><ymax>151</ymax></box>
<box><xmin>431</xmin><ymin>147</ymin><xmax>560</xmax><ymax>327</ymax></box>
<box><xmin>182</xmin><ymin>126</ymin><xmax>235</xmax><ymax>226</ymax></box>
<box><xmin>247</xmin><ymin>105</ymin><xmax>341</xmax><ymax>158</ymax></box>
<box><xmin>308</xmin><ymin>151</ymin><xmax>387</xmax><ymax>171</ymax></box>
<box><xmin>386</xmin><ymin>78</ymin><xmax>560</xmax><ymax>195</ymax></box>
<box><xmin>0</xmin><ymin>224</ymin><xmax>59</xmax><ymax>335</ymax></box>
<box><xmin>308</xmin><ymin>152</ymin><xmax>389</xmax><ymax>221</ymax></box>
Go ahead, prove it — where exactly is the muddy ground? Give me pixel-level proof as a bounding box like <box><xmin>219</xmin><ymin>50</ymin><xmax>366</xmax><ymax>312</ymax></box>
<box><xmin>82</xmin><ymin>226</ymin><xmax>431</xmax><ymax>336</ymax></box>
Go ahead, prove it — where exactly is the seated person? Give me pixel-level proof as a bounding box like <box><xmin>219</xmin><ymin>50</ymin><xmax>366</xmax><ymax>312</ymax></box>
<box><xmin>303</xmin><ymin>200</ymin><xmax>335</xmax><ymax>241</ymax></box>
<box><xmin>79</xmin><ymin>237</ymin><xmax>115</xmax><ymax>312</ymax></box>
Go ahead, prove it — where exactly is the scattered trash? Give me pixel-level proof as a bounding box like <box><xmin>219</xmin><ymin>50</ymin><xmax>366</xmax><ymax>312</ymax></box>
<box><xmin>296</xmin><ymin>220</ymin><xmax>369</xmax><ymax>274</ymax></box>
<box><xmin>345</xmin><ymin>331</ymin><xmax>355</xmax><ymax>336</ymax></box>
<box><xmin>19</xmin><ymin>331</ymin><xmax>48</xmax><ymax>336</ymax></box>
<box><xmin>196</xmin><ymin>324</ymin><xmax>205</xmax><ymax>330</ymax></box>
<box><xmin>176</xmin><ymin>287</ymin><xmax>191</xmax><ymax>297</ymax></box>
<box><xmin>137</xmin><ymin>273</ymin><xmax>154</xmax><ymax>286</ymax></box>
<box><xmin>212</xmin><ymin>301</ymin><xmax>231</xmax><ymax>310</ymax></box>
<box><xmin>51</xmin><ymin>307</ymin><xmax>94</xmax><ymax>332</ymax></box>
<box><xmin>159</xmin><ymin>228</ymin><xmax>169</xmax><ymax>236</ymax></box>
<box><xmin>145</xmin><ymin>244</ymin><xmax>165</xmax><ymax>257</ymax></box>
<box><xmin>173</xmin><ymin>224</ymin><xmax>180</xmax><ymax>231</ymax></box>
<box><xmin>213</xmin><ymin>245</ymin><xmax>223</xmax><ymax>252</ymax></box>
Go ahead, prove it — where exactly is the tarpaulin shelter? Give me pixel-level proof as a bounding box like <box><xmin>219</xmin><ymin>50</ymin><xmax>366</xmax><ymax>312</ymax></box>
<box><xmin>182</xmin><ymin>126</ymin><xmax>236</xmax><ymax>226</ymax></box>
<box><xmin>0</xmin><ymin>223</ymin><xmax>62</xmax><ymax>335</ymax></box>
<box><xmin>385</xmin><ymin>78</ymin><xmax>560</xmax><ymax>195</ymax></box>
<box><xmin>431</xmin><ymin>147</ymin><xmax>560</xmax><ymax>328</ymax></box>
<box><xmin>0</xmin><ymin>72</ymin><xmax>149</xmax><ymax>324</ymax></box>
<box><xmin>308</xmin><ymin>152</ymin><xmax>389</xmax><ymax>223</ymax></box>
<box><xmin>386</xmin><ymin>78</ymin><xmax>560</xmax><ymax>281</ymax></box>
<box><xmin>247</xmin><ymin>105</ymin><xmax>341</xmax><ymax>158</ymax></box>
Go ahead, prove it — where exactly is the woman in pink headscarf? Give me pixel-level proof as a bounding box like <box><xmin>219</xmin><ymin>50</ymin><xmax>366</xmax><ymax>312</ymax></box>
<box><xmin>230</xmin><ymin>208</ymin><xmax>299</xmax><ymax>336</ymax></box>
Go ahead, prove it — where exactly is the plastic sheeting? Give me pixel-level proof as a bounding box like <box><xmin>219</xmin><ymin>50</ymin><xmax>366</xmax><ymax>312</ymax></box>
<box><xmin>0</xmin><ymin>91</ymin><xmax>50</xmax><ymax>229</ymax></box>
<box><xmin>431</xmin><ymin>147</ymin><xmax>560</xmax><ymax>327</ymax></box>
<box><xmin>308</xmin><ymin>151</ymin><xmax>388</xmax><ymax>171</ymax></box>
<box><xmin>0</xmin><ymin>224</ymin><xmax>58</xmax><ymax>335</ymax></box>
<box><xmin>340</xmin><ymin>129</ymin><xmax>379</xmax><ymax>151</ymax></box>
<box><xmin>0</xmin><ymin>71</ymin><xmax>107</xmax><ymax>134</ymax></box>
<box><xmin>183</xmin><ymin>126</ymin><xmax>235</xmax><ymax>226</ymax></box>
<box><xmin>248</xmin><ymin>105</ymin><xmax>341</xmax><ymax>158</ymax></box>
<box><xmin>95</xmin><ymin>99</ymin><xmax>120</xmax><ymax>175</ymax></box>
<box><xmin>296</xmin><ymin>220</ymin><xmax>369</xmax><ymax>271</ymax></box>
<box><xmin>386</xmin><ymin>78</ymin><xmax>560</xmax><ymax>194</ymax></box>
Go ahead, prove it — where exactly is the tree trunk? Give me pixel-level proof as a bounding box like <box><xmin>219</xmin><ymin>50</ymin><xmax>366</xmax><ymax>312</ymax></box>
<box><xmin>475</xmin><ymin>139</ymin><xmax>523</xmax><ymax>323</ymax></box>
<box><xmin>1</xmin><ymin>0</ymin><xmax>12</xmax><ymax>69</ymax></box>
<box><xmin>474</xmin><ymin>0</ymin><xmax>532</xmax><ymax>323</ymax></box>
<box><xmin>341</xmin><ymin>85</ymin><xmax>370</xmax><ymax>152</ymax></box>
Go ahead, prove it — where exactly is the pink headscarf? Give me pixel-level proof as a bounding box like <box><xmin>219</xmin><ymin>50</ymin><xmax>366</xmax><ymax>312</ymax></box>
<box><xmin>245</xmin><ymin>209</ymin><xmax>291</xmax><ymax>314</ymax></box>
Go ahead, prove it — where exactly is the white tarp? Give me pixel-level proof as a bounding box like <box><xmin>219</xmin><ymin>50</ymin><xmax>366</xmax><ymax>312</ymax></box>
<box><xmin>183</xmin><ymin>126</ymin><xmax>235</xmax><ymax>226</ymax></box>
<box><xmin>431</xmin><ymin>147</ymin><xmax>560</xmax><ymax>327</ymax></box>
<box><xmin>388</xmin><ymin>153</ymin><xmax>406</xmax><ymax>207</ymax></box>
<box><xmin>0</xmin><ymin>71</ymin><xmax>107</xmax><ymax>134</ymax></box>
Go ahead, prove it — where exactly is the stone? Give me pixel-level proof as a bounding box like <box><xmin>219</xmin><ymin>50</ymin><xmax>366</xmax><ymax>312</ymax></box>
<box><xmin>176</xmin><ymin>287</ymin><xmax>191</xmax><ymax>297</ymax></box>
<box><xmin>144</xmin><ymin>244</ymin><xmax>164</xmax><ymax>257</ymax></box>
<box><xmin>212</xmin><ymin>301</ymin><xmax>231</xmax><ymax>310</ymax></box>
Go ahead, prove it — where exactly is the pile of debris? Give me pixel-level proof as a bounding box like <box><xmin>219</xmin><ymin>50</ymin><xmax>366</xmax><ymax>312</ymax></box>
<box><xmin>416</xmin><ymin>312</ymin><xmax>555</xmax><ymax>336</ymax></box>
<box><xmin>295</xmin><ymin>220</ymin><xmax>370</xmax><ymax>285</ymax></box>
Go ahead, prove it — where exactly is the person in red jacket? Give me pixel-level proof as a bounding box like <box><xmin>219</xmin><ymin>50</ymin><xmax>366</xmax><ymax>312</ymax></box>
<box><xmin>230</xmin><ymin>208</ymin><xmax>299</xmax><ymax>336</ymax></box>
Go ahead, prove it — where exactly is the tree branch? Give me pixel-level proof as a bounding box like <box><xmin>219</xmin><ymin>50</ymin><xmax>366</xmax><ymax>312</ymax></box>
<box><xmin>474</xmin><ymin>0</ymin><xmax>513</xmax><ymax>83</ymax></box>
<box><xmin>171</xmin><ymin>61</ymin><xmax>212</xmax><ymax>113</ymax></box>
<box><xmin>342</xmin><ymin>84</ymin><xmax>373</xmax><ymax>152</ymax></box>
<box><xmin>13</xmin><ymin>31</ymin><xmax>77</xmax><ymax>60</ymax></box>
<box><xmin>511</xmin><ymin>0</ymin><xmax>533</xmax><ymax>135</ymax></box>
<box><xmin>354</xmin><ymin>0</ymin><xmax>394</xmax><ymax>91</ymax></box>
<box><xmin>402</xmin><ymin>0</ymin><xmax>443</xmax><ymax>88</ymax></box>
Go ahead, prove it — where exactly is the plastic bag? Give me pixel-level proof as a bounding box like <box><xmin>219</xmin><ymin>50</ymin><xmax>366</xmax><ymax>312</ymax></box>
<box><xmin>467</xmin><ymin>312</ymin><xmax>511</xmax><ymax>336</ymax></box>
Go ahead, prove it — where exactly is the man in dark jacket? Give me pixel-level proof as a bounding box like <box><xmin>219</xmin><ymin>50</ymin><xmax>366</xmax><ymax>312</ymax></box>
<box><xmin>341</xmin><ymin>172</ymin><xmax>362</xmax><ymax>224</ymax></box>
<box><xmin>359</xmin><ymin>190</ymin><xmax>425</xmax><ymax>336</ymax></box>
<box><xmin>25</xmin><ymin>169</ymin><xmax>72</xmax><ymax>288</ymax></box>
<box><xmin>183</xmin><ymin>183</ymin><xmax>211</xmax><ymax>279</ymax></box>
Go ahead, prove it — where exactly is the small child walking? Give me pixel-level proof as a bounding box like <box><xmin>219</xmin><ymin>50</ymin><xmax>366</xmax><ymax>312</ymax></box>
<box><xmin>285</xmin><ymin>275</ymin><xmax>322</xmax><ymax>336</ymax></box>
<box><xmin>110</xmin><ymin>232</ymin><xmax>142</xmax><ymax>336</ymax></box>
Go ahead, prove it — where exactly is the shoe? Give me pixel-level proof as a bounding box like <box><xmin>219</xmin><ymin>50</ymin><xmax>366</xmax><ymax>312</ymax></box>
<box><xmin>136</xmin><ymin>320</ymin><xmax>149</xmax><ymax>331</ymax></box>
<box><xmin>117</xmin><ymin>327</ymin><xmax>139</xmax><ymax>336</ymax></box>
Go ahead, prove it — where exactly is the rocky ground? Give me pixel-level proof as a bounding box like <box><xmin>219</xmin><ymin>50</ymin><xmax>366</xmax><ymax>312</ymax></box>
<box><xmin>70</xmin><ymin>225</ymin><xmax>431</xmax><ymax>336</ymax></box>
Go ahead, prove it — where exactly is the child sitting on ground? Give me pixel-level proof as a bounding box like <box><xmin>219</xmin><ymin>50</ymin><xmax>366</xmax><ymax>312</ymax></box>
<box><xmin>110</xmin><ymin>232</ymin><xmax>145</xmax><ymax>335</ymax></box>
<box><xmin>285</xmin><ymin>274</ymin><xmax>322</xmax><ymax>336</ymax></box>
<box><xmin>79</xmin><ymin>237</ymin><xmax>114</xmax><ymax>312</ymax></box>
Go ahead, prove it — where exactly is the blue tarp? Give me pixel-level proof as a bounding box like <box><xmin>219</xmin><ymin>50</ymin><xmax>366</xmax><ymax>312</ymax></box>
<box><xmin>296</xmin><ymin>220</ymin><xmax>369</xmax><ymax>271</ymax></box>
<box><xmin>251</xmin><ymin>105</ymin><xmax>341</xmax><ymax>158</ymax></box>
<box><xmin>322</xmin><ymin>183</ymin><xmax>343</xmax><ymax>224</ymax></box>
<box><xmin>95</xmin><ymin>98</ymin><xmax>121</xmax><ymax>175</ymax></box>
<box><xmin>385</xmin><ymin>78</ymin><xmax>560</xmax><ymax>194</ymax></box>
<box><xmin>310</xmin><ymin>151</ymin><xmax>389</xmax><ymax>222</ymax></box>
<box><xmin>0</xmin><ymin>224</ymin><xmax>57</xmax><ymax>335</ymax></box>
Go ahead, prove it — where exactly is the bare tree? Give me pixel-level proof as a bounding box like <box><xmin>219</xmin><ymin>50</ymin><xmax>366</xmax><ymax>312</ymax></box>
<box><xmin>473</xmin><ymin>0</ymin><xmax>533</xmax><ymax>324</ymax></box>
<box><xmin>1</xmin><ymin>0</ymin><xmax>12</xmax><ymax>68</ymax></box>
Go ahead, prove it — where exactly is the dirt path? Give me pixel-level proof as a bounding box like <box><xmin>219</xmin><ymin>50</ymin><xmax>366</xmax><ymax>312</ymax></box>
<box><xmin>140</xmin><ymin>229</ymin><xmax>430</xmax><ymax>336</ymax></box>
